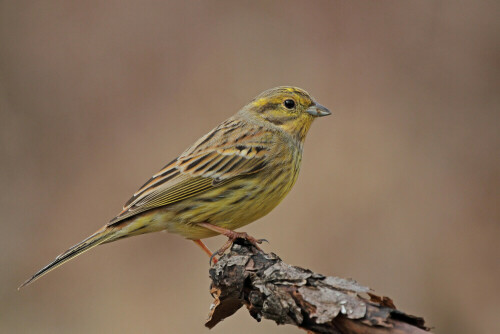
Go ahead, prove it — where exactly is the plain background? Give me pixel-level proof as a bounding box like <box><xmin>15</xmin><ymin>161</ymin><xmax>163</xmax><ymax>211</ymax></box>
<box><xmin>1</xmin><ymin>1</ymin><xmax>498</xmax><ymax>333</ymax></box>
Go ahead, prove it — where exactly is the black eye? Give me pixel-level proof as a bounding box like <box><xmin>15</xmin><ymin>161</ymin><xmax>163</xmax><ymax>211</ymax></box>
<box><xmin>283</xmin><ymin>99</ymin><xmax>295</xmax><ymax>109</ymax></box>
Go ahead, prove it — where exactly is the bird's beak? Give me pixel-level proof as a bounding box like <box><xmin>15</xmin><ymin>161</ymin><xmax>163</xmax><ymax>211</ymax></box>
<box><xmin>306</xmin><ymin>103</ymin><xmax>331</xmax><ymax>117</ymax></box>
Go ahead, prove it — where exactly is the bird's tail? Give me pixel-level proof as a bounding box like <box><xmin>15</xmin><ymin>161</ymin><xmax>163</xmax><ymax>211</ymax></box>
<box><xmin>18</xmin><ymin>225</ymin><xmax>117</xmax><ymax>290</ymax></box>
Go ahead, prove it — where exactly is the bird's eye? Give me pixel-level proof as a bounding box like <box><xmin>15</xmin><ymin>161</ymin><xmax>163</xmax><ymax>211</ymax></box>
<box><xmin>283</xmin><ymin>99</ymin><xmax>295</xmax><ymax>109</ymax></box>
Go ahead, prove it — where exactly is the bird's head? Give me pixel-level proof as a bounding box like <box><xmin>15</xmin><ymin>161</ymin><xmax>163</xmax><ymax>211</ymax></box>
<box><xmin>242</xmin><ymin>86</ymin><xmax>331</xmax><ymax>141</ymax></box>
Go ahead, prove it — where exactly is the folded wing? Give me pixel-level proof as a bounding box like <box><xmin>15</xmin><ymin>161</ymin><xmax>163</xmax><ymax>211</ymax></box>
<box><xmin>108</xmin><ymin>119</ymin><xmax>272</xmax><ymax>225</ymax></box>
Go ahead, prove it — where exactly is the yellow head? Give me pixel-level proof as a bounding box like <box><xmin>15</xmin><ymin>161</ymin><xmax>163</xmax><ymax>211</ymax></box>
<box><xmin>242</xmin><ymin>86</ymin><xmax>331</xmax><ymax>141</ymax></box>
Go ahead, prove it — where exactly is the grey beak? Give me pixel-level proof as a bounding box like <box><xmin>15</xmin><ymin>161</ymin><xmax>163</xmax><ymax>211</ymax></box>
<box><xmin>306</xmin><ymin>103</ymin><xmax>331</xmax><ymax>117</ymax></box>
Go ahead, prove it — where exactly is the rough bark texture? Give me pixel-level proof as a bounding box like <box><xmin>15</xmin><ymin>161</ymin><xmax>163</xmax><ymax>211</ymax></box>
<box><xmin>206</xmin><ymin>239</ymin><xmax>431</xmax><ymax>333</ymax></box>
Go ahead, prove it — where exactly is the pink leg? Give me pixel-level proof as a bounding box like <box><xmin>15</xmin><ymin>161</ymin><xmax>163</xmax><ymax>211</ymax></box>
<box><xmin>197</xmin><ymin>222</ymin><xmax>266</xmax><ymax>260</ymax></box>
<box><xmin>192</xmin><ymin>239</ymin><xmax>218</xmax><ymax>264</ymax></box>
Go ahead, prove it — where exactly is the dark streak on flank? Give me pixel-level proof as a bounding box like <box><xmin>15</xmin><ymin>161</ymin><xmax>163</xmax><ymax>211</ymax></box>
<box><xmin>248</xmin><ymin>188</ymin><xmax>266</xmax><ymax>202</ymax></box>
<box><xmin>212</xmin><ymin>184</ymin><xmax>245</xmax><ymax>199</ymax></box>
<box><xmin>215</xmin><ymin>189</ymin><xmax>234</xmax><ymax>199</ymax></box>
<box><xmin>197</xmin><ymin>197</ymin><xmax>219</xmax><ymax>203</ymax></box>
<box><xmin>177</xmin><ymin>205</ymin><xmax>196</xmax><ymax>215</ymax></box>
<box><xmin>231</xmin><ymin>194</ymin><xmax>249</xmax><ymax>205</ymax></box>
<box><xmin>227</xmin><ymin>184</ymin><xmax>246</xmax><ymax>191</ymax></box>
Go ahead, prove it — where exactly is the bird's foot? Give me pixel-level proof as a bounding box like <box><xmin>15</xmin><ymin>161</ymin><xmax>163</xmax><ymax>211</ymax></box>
<box><xmin>196</xmin><ymin>222</ymin><xmax>267</xmax><ymax>265</ymax></box>
<box><xmin>209</xmin><ymin>232</ymin><xmax>267</xmax><ymax>265</ymax></box>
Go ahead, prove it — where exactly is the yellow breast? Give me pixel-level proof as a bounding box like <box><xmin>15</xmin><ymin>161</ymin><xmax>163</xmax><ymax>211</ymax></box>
<box><xmin>164</xmin><ymin>142</ymin><xmax>303</xmax><ymax>239</ymax></box>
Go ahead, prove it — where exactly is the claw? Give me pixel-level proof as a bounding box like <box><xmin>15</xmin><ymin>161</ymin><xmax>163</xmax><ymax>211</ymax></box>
<box><xmin>209</xmin><ymin>252</ymin><xmax>218</xmax><ymax>266</ymax></box>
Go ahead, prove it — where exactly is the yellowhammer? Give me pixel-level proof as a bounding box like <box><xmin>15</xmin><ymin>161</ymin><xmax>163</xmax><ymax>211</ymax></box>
<box><xmin>20</xmin><ymin>86</ymin><xmax>330</xmax><ymax>289</ymax></box>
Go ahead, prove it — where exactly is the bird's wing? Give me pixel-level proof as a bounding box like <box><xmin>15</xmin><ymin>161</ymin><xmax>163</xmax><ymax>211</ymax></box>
<box><xmin>108</xmin><ymin>119</ymin><xmax>272</xmax><ymax>225</ymax></box>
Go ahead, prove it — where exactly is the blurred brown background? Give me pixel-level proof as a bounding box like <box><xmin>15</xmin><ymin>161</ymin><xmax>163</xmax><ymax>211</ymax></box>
<box><xmin>1</xmin><ymin>1</ymin><xmax>498</xmax><ymax>333</ymax></box>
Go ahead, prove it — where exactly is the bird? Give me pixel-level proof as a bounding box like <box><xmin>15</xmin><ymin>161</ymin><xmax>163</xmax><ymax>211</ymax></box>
<box><xmin>19</xmin><ymin>86</ymin><xmax>331</xmax><ymax>289</ymax></box>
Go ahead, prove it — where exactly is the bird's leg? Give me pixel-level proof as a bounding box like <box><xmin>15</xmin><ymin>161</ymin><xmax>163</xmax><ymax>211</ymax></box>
<box><xmin>197</xmin><ymin>222</ymin><xmax>267</xmax><ymax>264</ymax></box>
<box><xmin>192</xmin><ymin>239</ymin><xmax>218</xmax><ymax>264</ymax></box>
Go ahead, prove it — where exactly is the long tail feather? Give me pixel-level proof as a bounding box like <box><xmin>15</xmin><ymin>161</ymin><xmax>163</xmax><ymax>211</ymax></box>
<box><xmin>18</xmin><ymin>226</ymin><xmax>116</xmax><ymax>289</ymax></box>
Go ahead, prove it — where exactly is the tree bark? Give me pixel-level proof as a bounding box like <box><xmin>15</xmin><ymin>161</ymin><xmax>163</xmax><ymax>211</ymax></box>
<box><xmin>206</xmin><ymin>239</ymin><xmax>430</xmax><ymax>334</ymax></box>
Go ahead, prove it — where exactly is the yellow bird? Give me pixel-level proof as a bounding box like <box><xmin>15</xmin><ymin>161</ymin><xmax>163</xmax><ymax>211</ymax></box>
<box><xmin>19</xmin><ymin>86</ymin><xmax>331</xmax><ymax>289</ymax></box>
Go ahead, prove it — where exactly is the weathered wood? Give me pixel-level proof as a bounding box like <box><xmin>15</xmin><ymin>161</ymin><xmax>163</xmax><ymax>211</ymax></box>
<box><xmin>206</xmin><ymin>240</ymin><xmax>430</xmax><ymax>333</ymax></box>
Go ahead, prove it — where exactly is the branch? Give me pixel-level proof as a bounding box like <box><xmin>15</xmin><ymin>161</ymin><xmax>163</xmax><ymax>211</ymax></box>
<box><xmin>205</xmin><ymin>239</ymin><xmax>431</xmax><ymax>334</ymax></box>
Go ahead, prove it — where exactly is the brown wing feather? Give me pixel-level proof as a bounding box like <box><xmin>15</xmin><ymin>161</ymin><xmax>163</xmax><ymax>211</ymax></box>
<box><xmin>108</xmin><ymin>118</ymin><xmax>272</xmax><ymax>225</ymax></box>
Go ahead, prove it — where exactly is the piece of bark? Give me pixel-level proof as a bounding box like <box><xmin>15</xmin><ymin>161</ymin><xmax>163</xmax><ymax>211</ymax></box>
<box><xmin>206</xmin><ymin>239</ymin><xmax>430</xmax><ymax>334</ymax></box>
